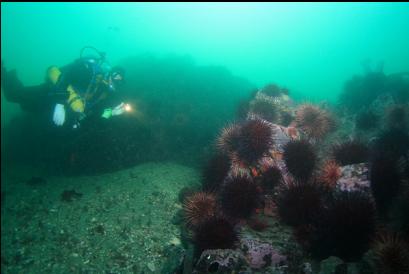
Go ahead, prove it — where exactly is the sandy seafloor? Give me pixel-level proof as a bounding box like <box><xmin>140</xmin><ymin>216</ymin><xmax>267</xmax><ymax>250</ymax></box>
<box><xmin>1</xmin><ymin>162</ymin><xmax>200</xmax><ymax>273</ymax></box>
<box><xmin>1</xmin><ymin>160</ymin><xmax>375</xmax><ymax>274</ymax></box>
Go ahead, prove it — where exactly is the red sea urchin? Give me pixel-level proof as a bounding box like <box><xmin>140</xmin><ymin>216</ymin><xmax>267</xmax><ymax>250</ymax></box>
<box><xmin>318</xmin><ymin>160</ymin><xmax>341</xmax><ymax>188</ymax></box>
<box><xmin>235</xmin><ymin>118</ymin><xmax>274</xmax><ymax>165</ymax></box>
<box><xmin>220</xmin><ymin>174</ymin><xmax>261</xmax><ymax>220</ymax></box>
<box><xmin>295</xmin><ymin>104</ymin><xmax>334</xmax><ymax>140</ymax></box>
<box><xmin>183</xmin><ymin>192</ymin><xmax>217</xmax><ymax>229</ymax></box>
<box><xmin>217</xmin><ymin>123</ymin><xmax>241</xmax><ymax>155</ymax></box>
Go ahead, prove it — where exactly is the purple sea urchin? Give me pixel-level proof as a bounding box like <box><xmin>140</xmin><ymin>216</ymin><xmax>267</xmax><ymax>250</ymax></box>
<box><xmin>332</xmin><ymin>140</ymin><xmax>369</xmax><ymax>166</ymax></box>
<box><xmin>275</xmin><ymin>180</ymin><xmax>328</xmax><ymax>226</ymax></box>
<box><xmin>370</xmin><ymin>154</ymin><xmax>402</xmax><ymax>216</ymax></box>
<box><xmin>193</xmin><ymin>217</ymin><xmax>238</xmax><ymax>253</ymax></box>
<box><xmin>220</xmin><ymin>174</ymin><xmax>261</xmax><ymax>220</ymax></box>
<box><xmin>373</xmin><ymin>231</ymin><xmax>409</xmax><ymax>274</ymax></box>
<box><xmin>308</xmin><ymin>191</ymin><xmax>376</xmax><ymax>262</ymax></box>
<box><xmin>283</xmin><ymin>139</ymin><xmax>317</xmax><ymax>181</ymax></box>
<box><xmin>259</xmin><ymin>165</ymin><xmax>283</xmax><ymax>193</ymax></box>
<box><xmin>201</xmin><ymin>153</ymin><xmax>231</xmax><ymax>192</ymax></box>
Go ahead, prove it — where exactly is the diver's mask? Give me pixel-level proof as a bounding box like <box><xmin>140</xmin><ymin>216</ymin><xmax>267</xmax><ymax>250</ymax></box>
<box><xmin>108</xmin><ymin>67</ymin><xmax>125</xmax><ymax>92</ymax></box>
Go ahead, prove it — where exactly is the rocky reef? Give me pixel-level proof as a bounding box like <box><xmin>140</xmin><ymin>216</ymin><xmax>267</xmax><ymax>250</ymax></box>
<box><xmin>176</xmin><ymin>81</ymin><xmax>409</xmax><ymax>273</ymax></box>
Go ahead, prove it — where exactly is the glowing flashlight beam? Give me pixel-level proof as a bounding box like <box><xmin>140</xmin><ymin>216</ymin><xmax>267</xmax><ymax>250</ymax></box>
<box><xmin>124</xmin><ymin>103</ymin><xmax>132</xmax><ymax>112</ymax></box>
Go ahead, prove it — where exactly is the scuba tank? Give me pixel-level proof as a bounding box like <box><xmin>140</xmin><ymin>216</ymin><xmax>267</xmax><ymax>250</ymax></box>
<box><xmin>80</xmin><ymin>46</ymin><xmax>116</xmax><ymax>93</ymax></box>
<box><xmin>48</xmin><ymin>47</ymin><xmax>117</xmax><ymax>129</ymax></box>
<box><xmin>80</xmin><ymin>46</ymin><xmax>111</xmax><ymax>77</ymax></box>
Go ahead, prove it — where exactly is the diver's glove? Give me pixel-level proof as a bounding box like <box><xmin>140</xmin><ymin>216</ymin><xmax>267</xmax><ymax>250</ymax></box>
<box><xmin>101</xmin><ymin>102</ymin><xmax>126</xmax><ymax>119</ymax></box>
<box><xmin>112</xmin><ymin>102</ymin><xmax>126</xmax><ymax>116</ymax></box>
<box><xmin>53</xmin><ymin>103</ymin><xmax>66</xmax><ymax>126</ymax></box>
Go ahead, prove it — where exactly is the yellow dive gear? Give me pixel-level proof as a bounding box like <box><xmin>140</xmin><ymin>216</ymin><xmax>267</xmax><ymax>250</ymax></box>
<box><xmin>47</xmin><ymin>66</ymin><xmax>85</xmax><ymax>113</ymax></box>
<box><xmin>46</xmin><ymin>59</ymin><xmax>115</xmax><ymax>115</ymax></box>
<box><xmin>67</xmin><ymin>85</ymin><xmax>85</xmax><ymax>113</ymax></box>
<box><xmin>47</xmin><ymin>66</ymin><xmax>62</xmax><ymax>85</ymax></box>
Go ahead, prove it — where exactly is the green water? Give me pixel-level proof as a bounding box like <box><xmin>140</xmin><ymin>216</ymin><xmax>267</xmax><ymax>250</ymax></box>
<box><xmin>2</xmin><ymin>3</ymin><xmax>409</xmax><ymax>124</ymax></box>
<box><xmin>1</xmin><ymin>3</ymin><xmax>409</xmax><ymax>274</ymax></box>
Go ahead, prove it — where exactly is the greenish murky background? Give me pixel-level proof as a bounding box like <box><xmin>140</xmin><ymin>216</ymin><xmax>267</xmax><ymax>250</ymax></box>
<box><xmin>2</xmin><ymin>3</ymin><xmax>409</xmax><ymax>273</ymax></box>
<box><xmin>2</xmin><ymin>2</ymin><xmax>409</xmax><ymax>126</ymax></box>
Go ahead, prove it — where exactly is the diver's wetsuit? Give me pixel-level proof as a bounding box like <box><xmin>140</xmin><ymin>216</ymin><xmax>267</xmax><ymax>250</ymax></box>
<box><xmin>1</xmin><ymin>60</ymin><xmax>122</xmax><ymax>126</ymax></box>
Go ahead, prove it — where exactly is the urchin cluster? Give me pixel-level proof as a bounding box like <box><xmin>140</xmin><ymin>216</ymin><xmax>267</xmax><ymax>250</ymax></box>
<box><xmin>260</xmin><ymin>83</ymin><xmax>286</xmax><ymax>97</ymax></box>
<box><xmin>259</xmin><ymin>165</ymin><xmax>283</xmax><ymax>193</ymax></box>
<box><xmin>248</xmin><ymin>96</ymin><xmax>280</xmax><ymax>123</ymax></box>
<box><xmin>217</xmin><ymin>118</ymin><xmax>274</xmax><ymax>165</ymax></box>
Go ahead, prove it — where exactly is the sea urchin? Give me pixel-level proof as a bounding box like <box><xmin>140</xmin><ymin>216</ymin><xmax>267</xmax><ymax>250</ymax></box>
<box><xmin>295</xmin><ymin>104</ymin><xmax>334</xmax><ymax>140</ymax></box>
<box><xmin>308</xmin><ymin>191</ymin><xmax>376</xmax><ymax>262</ymax></box>
<box><xmin>183</xmin><ymin>192</ymin><xmax>217</xmax><ymax>229</ymax></box>
<box><xmin>332</xmin><ymin>140</ymin><xmax>369</xmax><ymax>166</ymax></box>
<box><xmin>220</xmin><ymin>174</ymin><xmax>261</xmax><ymax>220</ymax></box>
<box><xmin>275</xmin><ymin>180</ymin><xmax>327</xmax><ymax>227</ymax></box>
<box><xmin>235</xmin><ymin>118</ymin><xmax>274</xmax><ymax>164</ymax></box>
<box><xmin>318</xmin><ymin>160</ymin><xmax>341</xmax><ymax>188</ymax></box>
<box><xmin>283</xmin><ymin>139</ymin><xmax>317</xmax><ymax>181</ymax></box>
<box><xmin>193</xmin><ymin>217</ymin><xmax>238</xmax><ymax>253</ymax></box>
<box><xmin>373</xmin><ymin>231</ymin><xmax>409</xmax><ymax>274</ymax></box>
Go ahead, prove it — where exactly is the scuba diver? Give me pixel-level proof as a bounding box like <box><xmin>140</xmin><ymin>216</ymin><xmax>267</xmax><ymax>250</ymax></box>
<box><xmin>1</xmin><ymin>47</ymin><xmax>130</xmax><ymax>129</ymax></box>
